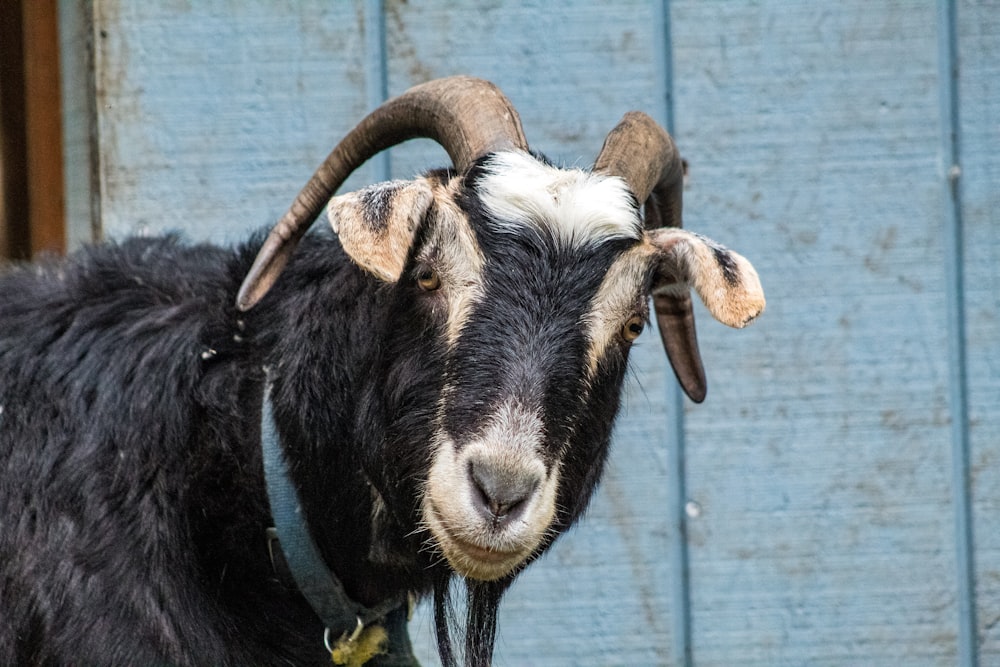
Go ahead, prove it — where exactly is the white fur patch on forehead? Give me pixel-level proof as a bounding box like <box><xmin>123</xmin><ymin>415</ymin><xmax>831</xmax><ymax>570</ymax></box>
<box><xmin>476</xmin><ymin>151</ymin><xmax>642</xmax><ymax>246</ymax></box>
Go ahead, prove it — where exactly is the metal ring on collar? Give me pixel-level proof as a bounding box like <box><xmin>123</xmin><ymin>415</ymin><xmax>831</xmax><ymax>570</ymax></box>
<box><xmin>324</xmin><ymin>617</ymin><xmax>364</xmax><ymax>655</ymax></box>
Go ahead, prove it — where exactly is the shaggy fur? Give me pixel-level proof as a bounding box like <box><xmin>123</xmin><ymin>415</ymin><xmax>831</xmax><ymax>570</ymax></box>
<box><xmin>0</xmin><ymin>235</ymin><xmax>339</xmax><ymax>664</ymax></box>
<box><xmin>0</xmin><ymin>205</ymin><xmax>635</xmax><ymax>665</ymax></box>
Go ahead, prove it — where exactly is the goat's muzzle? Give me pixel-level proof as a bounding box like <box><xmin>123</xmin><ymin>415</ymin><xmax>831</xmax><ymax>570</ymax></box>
<box><xmin>421</xmin><ymin>402</ymin><xmax>559</xmax><ymax>581</ymax></box>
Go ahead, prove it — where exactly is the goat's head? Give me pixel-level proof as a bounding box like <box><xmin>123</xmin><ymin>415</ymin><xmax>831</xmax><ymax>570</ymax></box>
<box><xmin>238</xmin><ymin>73</ymin><xmax>762</xmax><ymax>608</ymax></box>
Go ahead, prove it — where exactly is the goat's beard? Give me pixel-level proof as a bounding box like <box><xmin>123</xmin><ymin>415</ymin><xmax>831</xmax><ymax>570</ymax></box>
<box><xmin>433</xmin><ymin>572</ymin><xmax>507</xmax><ymax>667</ymax></box>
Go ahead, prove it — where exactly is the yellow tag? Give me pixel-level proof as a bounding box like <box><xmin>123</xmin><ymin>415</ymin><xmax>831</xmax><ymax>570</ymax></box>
<box><xmin>330</xmin><ymin>624</ymin><xmax>389</xmax><ymax>667</ymax></box>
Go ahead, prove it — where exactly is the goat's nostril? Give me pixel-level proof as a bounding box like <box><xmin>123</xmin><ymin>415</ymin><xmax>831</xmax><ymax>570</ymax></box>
<box><xmin>468</xmin><ymin>460</ymin><xmax>538</xmax><ymax>524</ymax></box>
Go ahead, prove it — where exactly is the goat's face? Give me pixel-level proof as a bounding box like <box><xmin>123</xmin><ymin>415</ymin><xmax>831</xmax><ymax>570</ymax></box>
<box><xmin>328</xmin><ymin>152</ymin><xmax>763</xmax><ymax>582</ymax></box>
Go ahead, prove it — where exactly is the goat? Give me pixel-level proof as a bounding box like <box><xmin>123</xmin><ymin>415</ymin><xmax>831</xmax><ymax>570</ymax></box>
<box><xmin>0</xmin><ymin>76</ymin><xmax>763</xmax><ymax>666</ymax></box>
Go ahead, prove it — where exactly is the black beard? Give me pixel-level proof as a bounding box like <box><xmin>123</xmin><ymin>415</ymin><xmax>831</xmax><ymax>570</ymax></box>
<box><xmin>433</xmin><ymin>572</ymin><xmax>509</xmax><ymax>667</ymax></box>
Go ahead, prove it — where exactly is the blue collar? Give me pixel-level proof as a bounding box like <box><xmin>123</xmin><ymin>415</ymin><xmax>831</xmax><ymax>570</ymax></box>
<box><xmin>259</xmin><ymin>378</ymin><xmax>409</xmax><ymax>657</ymax></box>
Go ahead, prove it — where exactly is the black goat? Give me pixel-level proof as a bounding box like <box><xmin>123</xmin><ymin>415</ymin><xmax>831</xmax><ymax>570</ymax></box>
<box><xmin>0</xmin><ymin>77</ymin><xmax>763</xmax><ymax>666</ymax></box>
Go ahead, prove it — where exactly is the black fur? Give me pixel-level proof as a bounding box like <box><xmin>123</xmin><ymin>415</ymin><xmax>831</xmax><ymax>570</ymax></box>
<box><xmin>0</xmin><ymin>233</ymin><xmax>410</xmax><ymax>664</ymax></box>
<box><xmin>0</xmin><ymin>182</ymin><xmax>641</xmax><ymax>665</ymax></box>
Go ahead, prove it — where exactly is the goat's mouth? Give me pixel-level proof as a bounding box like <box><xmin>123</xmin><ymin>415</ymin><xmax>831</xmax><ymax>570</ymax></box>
<box><xmin>423</xmin><ymin>499</ymin><xmax>535</xmax><ymax>581</ymax></box>
<box><xmin>422</xmin><ymin>414</ymin><xmax>561</xmax><ymax>581</ymax></box>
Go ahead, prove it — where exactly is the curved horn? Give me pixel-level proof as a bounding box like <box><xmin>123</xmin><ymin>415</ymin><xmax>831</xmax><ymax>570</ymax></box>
<box><xmin>236</xmin><ymin>76</ymin><xmax>528</xmax><ymax>311</ymax></box>
<box><xmin>593</xmin><ymin>112</ymin><xmax>706</xmax><ymax>402</ymax></box>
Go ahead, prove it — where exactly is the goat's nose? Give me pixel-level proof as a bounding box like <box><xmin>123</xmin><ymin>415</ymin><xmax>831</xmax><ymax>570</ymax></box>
<box><xmin>468</xmin><ymin>459</ymin><xmax>539</xmax><ymax>526</ymax></box>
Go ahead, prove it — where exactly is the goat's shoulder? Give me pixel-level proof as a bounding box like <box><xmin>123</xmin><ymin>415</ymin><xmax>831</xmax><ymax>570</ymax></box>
<box><xmin>0</xmin><ymin>235</ymin><xmax>243</xmax><ymax>458</ymax></box>
<box><xmin>0</xmin><ymin>235</ymin><xmax>235</xmax><ymax>336</ymax></box>
<box><xmin>0</xmin><ymin>236</ymin><xmax>260</xmax><ymax>663</ymax></box>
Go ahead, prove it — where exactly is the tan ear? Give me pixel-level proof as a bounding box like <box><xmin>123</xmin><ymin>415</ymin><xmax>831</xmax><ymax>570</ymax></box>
<box><xmin>647</xmin><ymin>228</ymin><xmax>765</xmax><ymax>403</ymax></box>
<box><xmin>648</xmin><ymin>227</ymin><xmax>765</xmax><ymax>329</ymax></box>
<box><xmin>326</xmin><ymin>179</ymin><xmax>435</xmax><ymax>282</ymax></box>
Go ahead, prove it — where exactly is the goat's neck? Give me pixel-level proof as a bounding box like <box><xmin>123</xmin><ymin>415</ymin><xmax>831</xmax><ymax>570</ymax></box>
<box><xmin>252</xmin><ymin>246</ymin><xmax>431</xmax><ymax>607</ymax></box>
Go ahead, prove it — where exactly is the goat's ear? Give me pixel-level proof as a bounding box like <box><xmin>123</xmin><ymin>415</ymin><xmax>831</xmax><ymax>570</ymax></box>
<box><xmin>646</xmin><ymin>228</ymin><xmax>765</xmax><ymax>402</ymax></box>
<box><xmin>648</xmin><ymin>228</ymin><xmax>765</xmax><ymax>328</ymax></box>
<box><xmin>327</xmin><ymin>179</ymin><xmax>435</xmax><ymax>282</ymax></box>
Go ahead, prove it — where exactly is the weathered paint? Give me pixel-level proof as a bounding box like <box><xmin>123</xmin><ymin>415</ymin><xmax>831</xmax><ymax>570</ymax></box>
<box><xmin>58</xmin><ymin>0</ymin><xmax>98</xmax><ymax>250</ymax></box>
<box><xmin>937</xmin><ymin>1</ymin><xmax>977</xmax><ymax>664</ymax></box>
<box><xmin>59</xmin><ymin>1</ymin><xmax>999</xmax><ymax>664</ymax></box>
<box><xmin>960</xmin><ymin>0</ymin><xmax>1000</xmax><ymax>662</ymax></box>
<box><xmin>85</xmin><ymin>2</ymin><xmax>374</xmax><ymax>243</ymax></box>
<box><xmin>674</xmin><ymin>2</ymin><xmax>962</xmax><ymax>665</ymax></box>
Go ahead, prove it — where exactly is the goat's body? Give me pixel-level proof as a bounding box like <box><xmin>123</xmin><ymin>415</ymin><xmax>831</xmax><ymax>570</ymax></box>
<box><xmin>0</xmin><ymin>234</ymin><xmax>422</xmax><ymax>665</ymax></box>
<box><xmin>0</xmin><ymin>128</ymin><xmax>765</xmax><ymax>664</ymax></box>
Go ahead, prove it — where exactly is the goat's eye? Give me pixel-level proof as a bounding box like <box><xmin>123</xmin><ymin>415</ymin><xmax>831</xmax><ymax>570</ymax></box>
<box><xmin>416</xmin><ymin>267</ymin><xmax>441</xmax><ymax>291</ymax></box>
<box><xmin>621</xmin><ymin>315</ymin><xmax>644</xmax><ymax>342</ymax></box>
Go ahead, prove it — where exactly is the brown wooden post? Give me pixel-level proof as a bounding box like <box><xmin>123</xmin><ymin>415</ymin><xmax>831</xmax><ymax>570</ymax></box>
<box><xmin>22</xmin><ymin>0</ymin><xmax>65</xmax><ymax>256</ymax></box>
<box><xmin>0</xmin><ymin>0</ymin><xmax>65</xmax><ymax>260</ymax></box>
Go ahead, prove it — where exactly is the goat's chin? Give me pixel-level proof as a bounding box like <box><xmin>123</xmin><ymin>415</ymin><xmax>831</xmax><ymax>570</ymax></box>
<box><xmin>422</xmin><ymin>500</ymin><xmax>540</xmax><ymax>581</ymax></box>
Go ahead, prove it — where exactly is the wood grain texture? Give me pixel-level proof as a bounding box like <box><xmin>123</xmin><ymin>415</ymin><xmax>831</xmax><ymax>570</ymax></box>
<box><xmin>0</xmin><ymin>0</ymin><xmax>29</xmax><ymax>259</ymax></box>
<box><xmin>21</xmin><ymin>0</ymin><xmax>66</xmax><ymax>256</ymax></box>
<box><xmin>91</xmin><ymin>1</ymin><xmax>371</xmax><ymax>243</ymax></box>
<box><xmin>382</xmin><ymin>0</ymin><xmax>665</xmax><ymax>177</ymax></box>
<box><xmin>672</xmin><ymin>2</ymin><xmax>963</xmax><ymax>664</ymax></box>
<box><xmin>959</xmin><ymin>0</ymin><xmax>1000</xmax><ymax>661</ymax></box>
<box><xmin>58</xmin><ymin>1</ymin><xmax>99</xmax><ymax>250</ymax></box>
<box><xmin>70</xmin><ymin>1</ymin><xmax>1000</xmax><ymax>664</ymax></box>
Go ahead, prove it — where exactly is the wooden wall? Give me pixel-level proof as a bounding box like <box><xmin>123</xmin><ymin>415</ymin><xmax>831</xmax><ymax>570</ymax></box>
<box><xmin>61</xmin><ymin>1</ymin><xmax>999</xmax><ymax>664</ymax></box>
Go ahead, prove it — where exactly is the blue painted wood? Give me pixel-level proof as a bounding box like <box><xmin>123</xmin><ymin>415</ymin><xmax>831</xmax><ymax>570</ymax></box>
<box><xmin>382</xmin><ymin>0</ymin><xmax>668</xmax><ymax>176</ymax></box>
<box><xmin>656</xmin><ymin>2</ymin><xmax>695</xmax><ymax>665</ymax></box>
<box><xmin>58</xmin><ymin>1</ymin><xmax>97</xmax><ymax>250</ymax></box>
<box><xmin>958</xmin><ymin>1</ymin><xmax>1000</xmax><ymax>663</ymax></box>
<box><xmin>89</xmin><ymin>1</ymin><xmax>373</xmax><ymax>244</ymax></box>
<box><xmin>64</xmin><ymin>1</ymin><xmax>1000</xmax><ymax>665</ymax></box>
<box><xmin>363</xmin><ymin>0</ymin><xmax>390</xmax><ymax>182</ymax></box>
<box><xmin>671</xmin><ymin>2</ymin><xmax>968</xmax><ymax>665</ymax></box>
<box><xmin>937</xmin><ymin>1</ymin><xmax>977</xmax><ymax>664</ymax></box>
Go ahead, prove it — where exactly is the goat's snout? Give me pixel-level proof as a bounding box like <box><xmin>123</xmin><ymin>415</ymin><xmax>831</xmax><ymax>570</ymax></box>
<box><xmin>468</xmin><ymin>458</ymin><xmax>540</xmax><ymax>527</ymax></box>
<box><xmin>423</xmin><ymin>404</ymin><xmax>560</xmax><ymax>581</ymax></box>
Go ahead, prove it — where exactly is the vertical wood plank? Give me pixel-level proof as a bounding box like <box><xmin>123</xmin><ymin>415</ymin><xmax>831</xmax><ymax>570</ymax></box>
<box><xmin>383</xmin><ymin>0</ymin><xmax>665</xmax><ymax>176</ymax></box>
<box><xmin>90</xmin><ymin>1</ymin><xmax>371</xmax><ymax>243</ymax></box>
<box><xmin>672</xmin><ymin>2</ymin><xmax>960</xmax><ymax>664</ymax></box>
<box><xmin>0</xmin><ymin>0</ymin><xmax>30</xmax><ymax>259</ymax></box>
<box><xmin>937</xmin><ymin>1</ymin><xmax>978</xmax><ymax>663</ymax></box>
<box><xmin>959</xmin><ymin>0</ymin><xmax>1000</xmax><ymax>662</ymax></box>
<box><xmin>0</xmin><ymin>0</ymin><xmax>65</xmax><ymax>259</ymax></box>
<box><xmin>656</xmin><ymin>2</ymin><xmax>694</xmax><ymax>665</ymax></box>
<box><xmin>363</xmin><ymin>0</ymin><xmax>390</xmax><ymax>181</ymax></box>
<box><xmin>59</xmin><ymin>0</ymin><xmax>99</xmax><ymax>250</ymax></box>
<box><xmin>21</xmin><ymin>0</ymin><xmax>66</xmax><ymax>256</ymax></box>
